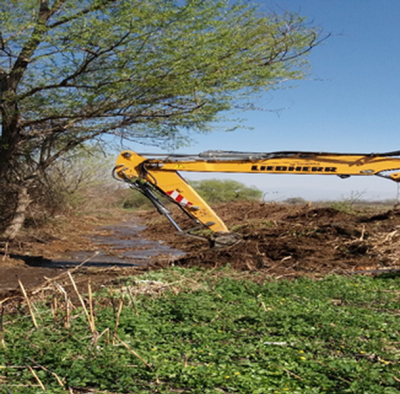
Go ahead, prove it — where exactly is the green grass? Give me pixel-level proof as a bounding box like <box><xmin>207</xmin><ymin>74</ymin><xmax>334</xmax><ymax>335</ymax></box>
<box><xmin>1</xmin><ymin>268</ymin><xmax>400</xmax><ymax>393</ymax></box>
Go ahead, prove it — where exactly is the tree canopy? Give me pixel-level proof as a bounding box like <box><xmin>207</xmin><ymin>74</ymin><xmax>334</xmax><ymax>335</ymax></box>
<box><xmin>0</xmin><ymin>0</ymin><xmax>323</xmax><ymax>239</ymax></box>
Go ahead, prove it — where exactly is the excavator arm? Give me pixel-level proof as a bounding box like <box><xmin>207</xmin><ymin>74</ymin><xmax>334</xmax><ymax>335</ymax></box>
<box><xmin>113</xmin><ymin>149</ymin><xmax>400</xmax><ymax>243</ymax></box>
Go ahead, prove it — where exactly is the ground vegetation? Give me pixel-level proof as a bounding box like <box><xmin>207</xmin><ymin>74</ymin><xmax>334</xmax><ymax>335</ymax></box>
<box><xmin>0</xmin><ymin>268</ymin><xmax>399</xmax><ymax>393</ymax></box>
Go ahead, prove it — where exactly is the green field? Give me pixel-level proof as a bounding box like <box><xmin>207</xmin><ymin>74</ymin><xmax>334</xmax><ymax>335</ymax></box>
<box><xmin>1</xmin><ymin>268</ymin><xmax>400</xmax><ymax>393</ymax></box>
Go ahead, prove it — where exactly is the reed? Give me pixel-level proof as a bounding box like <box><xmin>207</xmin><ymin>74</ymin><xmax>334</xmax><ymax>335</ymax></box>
<box><xmin>18</xmin><ymin>279</ymin><xmax>38</xmax><ymax>328</ymax></box>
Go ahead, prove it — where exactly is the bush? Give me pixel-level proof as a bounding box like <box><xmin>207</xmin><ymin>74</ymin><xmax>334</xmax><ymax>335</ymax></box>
<box><xmin>190</xmin><ymin>179</ymin><xmax>262</xmax><ymax>203</ymax></box>
<box><xmin>283</xmin><ymin>197</ymin><xmax>308</xmax><ymax>205</ymax></box>
<box><xmin>14</xmin><ymin>145</ymin><xmax>126</xmax><ymax>229</ymax></box>
<box><xmin>38</xmin><ymin>147</ymin><xmax>122</xmax><ymax>213</ymax></box>
<box><xmin>118</xmin><ymin>188</ymin><xmax>168</xmax><ymax>210</ymax></box>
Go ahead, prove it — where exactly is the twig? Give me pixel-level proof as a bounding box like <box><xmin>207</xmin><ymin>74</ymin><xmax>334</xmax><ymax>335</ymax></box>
<box><xmin>0</xmin><ymin>304</ymin><xmax>5</xmax><ymax>349</ymax></box>
<box><xmin>347</xmin><ymin>268</ymin><xmax>400</xmax><ymax>275</ymax></box>
<box><xmin>88</xmin><ymin>280</ymin><xmax>96</xmax><ymax>333</ymax></box>
<box><xmin>359</xmin><ymin>224</ymin><xmax>365</xmax><ymax>241</ymax></box>
<box><xmin>0</xmin><ymin>297</ymin><xmax>12</xmax><ymax>306</ymax></box>
<box><xmin>18</xmin><ymin>280</ymin><xmax>38</xmax><ymax>328</ymax></box>
<box><xmin>274</xmin><ymin>364</ymin><xmax>304</xmax><ymax>381</ymax></box>
<box><xmin>55</xmin><ymin>282</ymin><xmax>71</xmax><ymax>329</ymax></box>
<box><xmin>0</xmin><ymin>252</ymin><xmax>100</xmax><ymax>307</ymax></box>
<box><xmin>50</xmin><ymin>296</ymin><xmax>58</xmax><ymax>322</ymax></box>
<box><xmin>114</xmin><ymin>335</ymin><xmax>152</xmax><ymax>370</ymax></box>
<box><xmin>27</xmin><ymin>358</ymin><xmax>64</xmax><ymax>387</ymax></box>
<box><xmin>68</xmin><ymin>272</ymin><xmax>92</xmax><ymax>329</ymax></box>
<box><xmin>126</xmin><ymin>286</ymin><xmax>139</xmax><ymax>316</ymax></box>
<box><xmin>112</xmin><ymin>299</ymin><xmax>124</xmax><ymax>344</ymax></box>
<box><xmin>45</xmin><ymin>251</ymin><xmax>100</xmax><ymax>284</ymax></box>
<box><xmin>96</xmin><ymin>327</ymin><xmax>110</xmax><ymax>343</ymax></box>
<box><xmin>313</xmin><ymin>360</ymin><xmax>352</xmax><ymax>384</ymax></box>
<box><xmin>183</xmin><ymin>354</ymin><xmax>189</xmax><ymax>368</ymax></box>
<box><xmin>259</xmin><ymin>300</ymin><xmax>268</xmax><ymax>312</ymax></box>
<box><xmin>2</xmin><ymin>241</ymin><xmax>9</xmax><ymax>261</ymax></box>
<box><xmin>27</xmin><ymin>364</ymin><xmax>46</xmax><ymax>390</ymax></box>
<box><xmin>206</xmin><ymin>280</ymin><xmax>223</xmax><ymax>299</ymax></box>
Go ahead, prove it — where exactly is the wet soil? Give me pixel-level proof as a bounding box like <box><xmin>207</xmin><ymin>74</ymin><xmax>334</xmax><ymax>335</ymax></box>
<box><xmin>1</xmin><ymin>202</ymin><xmax>400</xmax><ymax>303</ymax></box>
<box><xmin>0</xmin><ymin>212</ymin><xmax>183</xmax><ymax>302</ymax></box>
<box><xmin>138</xmin><ymin>202</ymin><xmax>400</xmax><ymax>277</ymax></box>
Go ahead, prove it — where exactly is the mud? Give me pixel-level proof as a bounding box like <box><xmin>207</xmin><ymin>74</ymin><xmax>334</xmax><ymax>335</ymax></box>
<box><xmin>48</xmin><ymin>221</ymin><xmax>183</xmax><ymax>267</ymax></box>
<box><xmin>1</xmin><ymin>202</ymin><xmax>400</xmax><ymax>303</ymax></box>
<box><xmin>138</xmin><ymin>202</ymin><xmax>400</xmax><ymax>278</ymax></box>
<box><xmin>0</xmin><ymin>216</ymin><xmax>183</xmax><ymax>300</ymax></box>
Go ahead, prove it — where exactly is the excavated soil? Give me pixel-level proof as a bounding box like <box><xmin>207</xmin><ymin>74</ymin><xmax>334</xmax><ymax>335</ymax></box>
<box><xmin>138</xmin><ymin>202</ymin><xmax>400</xmax><ymax>277</ymax></box>
<box><xmin>1</xmin><ymin>202</ymin><xmax>400</xmax><ymax>303</ymax></box>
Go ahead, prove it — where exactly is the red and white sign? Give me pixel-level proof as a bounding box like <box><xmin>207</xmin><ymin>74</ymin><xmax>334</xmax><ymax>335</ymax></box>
<box><xmin>167</xmin><ymin>190</ymin><xmax>193</xmax><ymax>208</ymax></box>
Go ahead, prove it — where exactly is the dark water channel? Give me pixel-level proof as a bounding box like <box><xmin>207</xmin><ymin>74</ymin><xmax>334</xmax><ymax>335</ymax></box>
<box><xmin>42</xmin><ymin>221</ymin><xmax>184</xmax><ymax>268</ymax></box>
<box><xmin>0</xmin><ymin>221</ymin><xmax>185</xmax><ymax>296</ymax></box>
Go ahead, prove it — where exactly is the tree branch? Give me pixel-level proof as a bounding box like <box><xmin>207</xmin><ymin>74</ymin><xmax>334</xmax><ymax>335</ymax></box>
<box><xmin>48</xmin><ymin>0</ymin><xmax>116</xmax><ymax>30</ymax></box>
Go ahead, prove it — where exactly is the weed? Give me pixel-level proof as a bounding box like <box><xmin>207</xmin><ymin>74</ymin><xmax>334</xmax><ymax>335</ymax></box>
<box><xmin>263</xmin><ymin>220</ymin><xmax>277</xmax><ymax>228</ymax></box>
<box><xmin>1</xmin><ymin>269</ymin><xmax>400</xmax><ymax>393</ymax></box>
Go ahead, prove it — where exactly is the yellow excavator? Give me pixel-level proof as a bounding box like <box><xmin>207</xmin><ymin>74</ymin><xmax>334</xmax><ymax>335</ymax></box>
<box><xmin>113</xmin><ymin>150</ymin><xmax>400</xmax><ymax>247</ymax></box>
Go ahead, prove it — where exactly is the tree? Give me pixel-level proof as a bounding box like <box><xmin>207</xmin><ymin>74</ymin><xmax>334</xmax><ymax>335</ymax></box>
<box><xmin>0</xmin><ymin>0</ymin><xmax>323</xmax><ymax>240</ymax></box>
<box><xmin>190</xmin><ymin>179</ymin><xmax>262</xmax><ymax>203</ymax></box>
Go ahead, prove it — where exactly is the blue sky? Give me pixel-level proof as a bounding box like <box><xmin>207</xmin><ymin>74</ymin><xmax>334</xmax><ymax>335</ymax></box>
<box><xmin>129</xmin><ymin>1</ymin><xmax>400</xmax><ymax>202</ymax></box>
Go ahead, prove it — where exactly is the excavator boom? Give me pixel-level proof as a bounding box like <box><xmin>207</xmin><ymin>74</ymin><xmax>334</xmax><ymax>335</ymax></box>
<box><xmin>113</xmin><ymin>149</ymin><xmax>400</xmax><ymax>239</ymax></box>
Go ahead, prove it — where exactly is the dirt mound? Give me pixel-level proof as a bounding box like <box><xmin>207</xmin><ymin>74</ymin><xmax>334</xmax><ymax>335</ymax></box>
<box><xmin>139</xmin><ymin>202</ymin><xmax>400</xmax><ymax>278</ymax></box>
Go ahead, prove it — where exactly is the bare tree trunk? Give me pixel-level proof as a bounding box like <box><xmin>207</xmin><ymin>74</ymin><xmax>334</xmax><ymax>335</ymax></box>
<box><xmin>1</xmin><ymin>185</ymin><xmax>31</xmax><ymax>241</ymax></box>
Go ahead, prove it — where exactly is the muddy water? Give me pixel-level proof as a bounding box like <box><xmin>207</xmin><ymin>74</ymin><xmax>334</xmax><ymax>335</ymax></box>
<box><xmin>51</xmin><ymin>221</ymin><xmax>185</xmax><ymax>268</ymax></box>
<box><xmin>0</xmin><ymin>221</ymin><xmax>184</xmax><ymax>295</ymax></box>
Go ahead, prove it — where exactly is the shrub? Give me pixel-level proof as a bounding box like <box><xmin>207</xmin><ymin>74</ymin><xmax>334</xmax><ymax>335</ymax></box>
<box><xmin>190</xmin><ymin>179</ymin><xmax>262</xmax><ymax>203</ymax></box>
